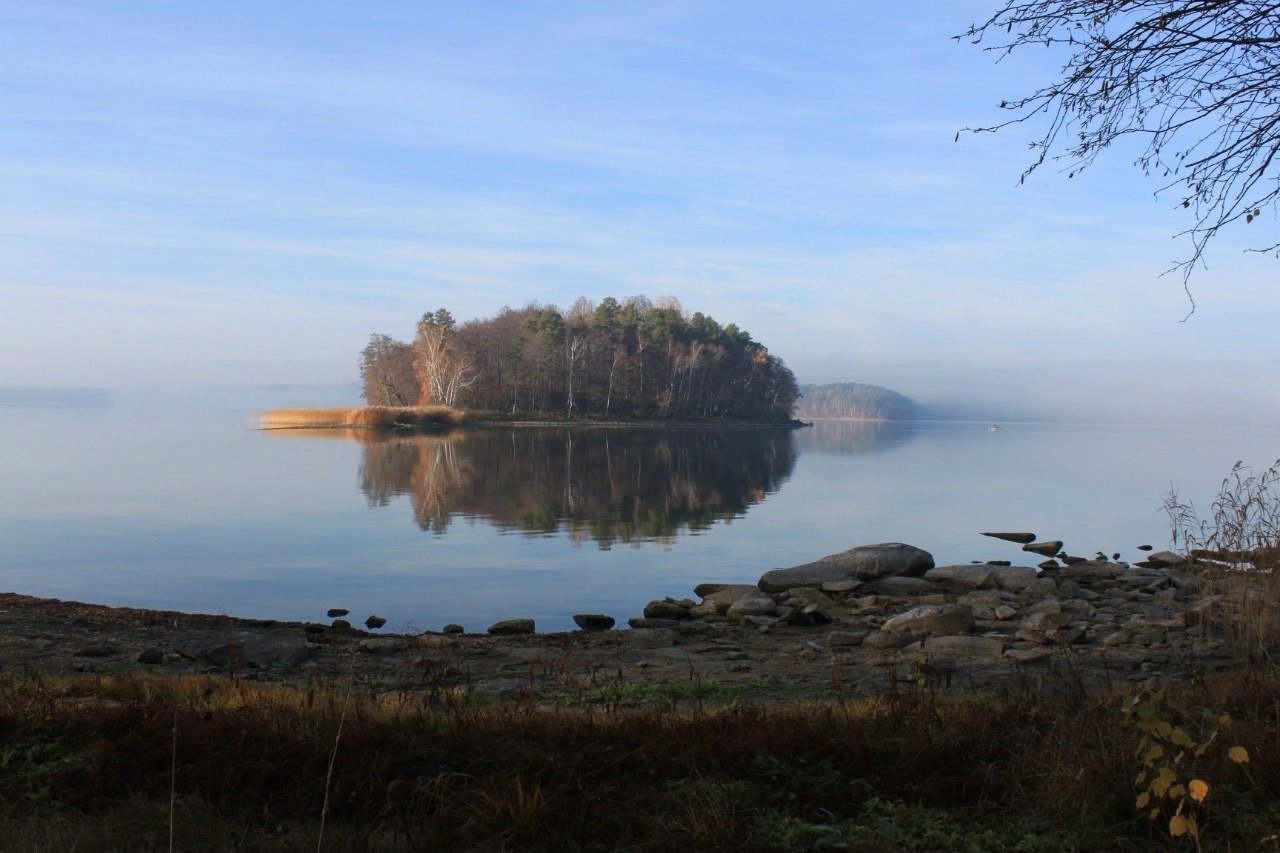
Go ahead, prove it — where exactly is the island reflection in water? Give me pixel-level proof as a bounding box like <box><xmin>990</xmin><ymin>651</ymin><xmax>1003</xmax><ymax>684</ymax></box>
<box><xmin>278</xmin><ymin>427</ymin><xmax>808</xmax><ymax>547</ymax></box>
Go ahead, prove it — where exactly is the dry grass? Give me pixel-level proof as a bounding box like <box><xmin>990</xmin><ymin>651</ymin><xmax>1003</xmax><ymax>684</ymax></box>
<box><xmin>1166</xmin><ymin>458</ymin><xmax>1280</xmax><ymax>662</ymax></box>
<box><xmin>260</xmin><ymin>405</ymin><xmax>466</xmax><ymax>430</ymax></box>
<box><xmin>1</xmin><ymin>669</ymin><xmax>1277</xmax><ymax>850</ymax></box>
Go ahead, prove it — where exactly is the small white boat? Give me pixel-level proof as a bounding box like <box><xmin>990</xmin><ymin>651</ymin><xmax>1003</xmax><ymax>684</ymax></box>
<box><xmin>988</xmin><ymin>424</ymin><xmax>1001</xmax><ymax>432</ymax></box>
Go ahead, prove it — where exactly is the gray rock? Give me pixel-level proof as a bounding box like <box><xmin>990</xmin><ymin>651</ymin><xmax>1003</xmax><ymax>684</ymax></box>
<box><xmin>989</xmin><ymin>565</ymin><xmax>1039</xmax><ymax>592</ymax></box>
<box><xmin>868</xmin><ymin>576</ymin><xmax>939</xmax><ymax>596</ymax></box>
<box><xmin>726</xmin><ymin>592</ymin><xmax>778</xmax><ymax>622</ymax></box>
<box><xmin>864</xmin><ymin>630</ymin><xmax>912</xmax><ymax>650</ymax></box>
<box><xmin>1038</xmin><ymin>559</ymin><xmax>1060</xmax><ymax>570</ymax></box>
<box><xmin>330</xmin><ymin>619</ymin><xmax>352</xmax><ymax>631</ymax></box>
<box><xmin>742</xmin><ymin>615</ymin><xmax>782</xmax><ymax>629</ymax></box>
<box><xmin>176</xmin><ymin>630</ymin><xmax>310</xmax><ymax>669</ymax></box>
<box><xmin>326</xmin><ymin>608</ymin><xmax>349</xmax><ymax>618</ymax></box>
<box><xmin>442</xmin><ymin>624</ymin><xmax>465</xmax><ymax>635</ymax></box>
<box><xmin>1022</xmin><ymin>540</ymin><xmax>1064</xmax><ymax>557</ymax></box>
<box><xmin>821</xmin><ymin>579</ymin><xmax>863</xmax><ymax>594</ymax></box>
<box><xmin>643</xmin><ymin>600</ymin><xmax>692</xmax><ymax>620</ymax></box>
<box><xmin>981</xmin><ymin>532</ymin><xmax>1037</xmax><ymax>544</ymax></box>
<box><xmin>487</xmin><ymin>619</ymin><xmax>535</xmax><ymax>636</ymax></box>
<box><xmin>909</xmin><ymin>635</ymin><xmax>1006</xmax><ymax>659</ymax></box>
<box><xmin>1137</xmin><ymin>551</ymin><xmax>1186</xmax><ymax>568</ymax></box>
<box><xmin>1005</xmin><ymin>647</ymin><xmax>1054</xmax><ymax>663</ymax></box>
<box><xmin>627</xmin><ymin>617</ymin><xmax>684</xmax><ymax>630</ymax></box>
<box><xmin>572</xmin><ymin>613</ymin><xmax>615</xmax><ymax>632</ymax></box>
<box><xmin>924</xmin><ymin>565</ymin><xmax>992</xmax><ymax>589</ymax></box>
<box><xmin>1021</xmin><ymin>610</ymin><xmax>1072</xmax><ymax>631</ymax></box>
<box><xmin>1025</xmin><ymin>577</ymin><xmax>1058</xmax><ymax>597</ymax></box>
<box><xmin>695</xmin><ymin>584</ymin><xmax>761</xmax><ymax>614</ymax></box>
<box><xmin>994</xmin><ymin>605</ymin><xmax>1018</xmax><ymax>621</ymax></box>
<box><xmin>136</xmin><ymin>647</ymin><xmax>164</xmax><ymax>665</ymax></box>
<box><xmin>881</xmin><ymin>603</ymin><xmax>973</xmax><ymax>636</ymax></box>
<box><xmin>364</xmin><ymin>615</ymin><xmax>387</xmax><ymax>630</ymax></box>
<box><xmin>783</xmin><ymin>589</ymin><xmax>839</xmax><ymax>608</ymax></box>
<box><xmin>758</xmin><ymin>543</ymin><xmax>934</xmax><ymax>593</ymax></box>
<box><xmin>826</xmin><ymin>630</ymin><xmax>869</xmax><ymax>648</ymax></box>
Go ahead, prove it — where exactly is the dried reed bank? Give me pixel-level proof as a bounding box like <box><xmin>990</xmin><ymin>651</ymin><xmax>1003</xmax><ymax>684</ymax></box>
<box><xmin>259</xmin><ymin>405</ymin><xmax>466</xmax><ymax>430</ymax></box>
<box><xmin>0</xmin><ymin>669</ymin><xmax>1276</xmax><ymax>851</ymax></box>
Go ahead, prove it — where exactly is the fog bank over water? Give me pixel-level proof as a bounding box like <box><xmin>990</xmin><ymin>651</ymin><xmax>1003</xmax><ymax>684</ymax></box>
<box><xmin>6</xmin><ymin>372</ymin><xmax>1274</xmax><ymax>429</ymax></box>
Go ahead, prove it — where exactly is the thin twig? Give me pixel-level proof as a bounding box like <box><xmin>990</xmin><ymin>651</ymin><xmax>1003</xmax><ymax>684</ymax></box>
<box><xmin>169</xmin><ymin>704</ymin><xmax>178</xmax><ymax>853</ymax></box>
<box><xmin>317</xmin><ymin>673</ymin><xmax>356</xmax><ymax>853</ymax></box>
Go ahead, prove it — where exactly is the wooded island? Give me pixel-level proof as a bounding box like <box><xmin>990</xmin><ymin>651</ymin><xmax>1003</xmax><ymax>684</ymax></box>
<box><xmin>358</xmin><ymin>296</ymin><xmax>800</xmax><ymax>422</ymax></box>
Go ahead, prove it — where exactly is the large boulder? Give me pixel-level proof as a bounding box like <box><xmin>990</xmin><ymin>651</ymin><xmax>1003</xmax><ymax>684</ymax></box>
<box><xmin>881</xmin><ymin>603</ymin><xmax>973</xmax><ymax>636</ymax></box>
<box><xmin>758</xmin><ymin>543</ymin><xmax>934</xmax><ymax>593</ymax></box>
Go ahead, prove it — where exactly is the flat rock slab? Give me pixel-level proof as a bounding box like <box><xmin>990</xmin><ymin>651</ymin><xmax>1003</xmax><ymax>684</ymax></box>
<box><xmin>907</xmin><ymin>635</ymin><xmax>1006</xmax><ymax>659</ymax></box>
<box><xmin>1022</xmin><ymin>540</ymin><xmax>1064</xmax><ymax>557</ymax></box>
<box><xmin>758</xmin><ymin>543</ymin><xmax>934</xmax><ymax>593</ymax></box>
<box><xmin>981</xmin><ymin>532</ymin><xmax>1037</xmax><ymax>544</ymax></box>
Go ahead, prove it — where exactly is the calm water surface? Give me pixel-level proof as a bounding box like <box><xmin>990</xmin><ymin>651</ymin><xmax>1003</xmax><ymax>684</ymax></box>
<box><xmin>1</xmin><ymin>400</ymin><xmax>1276</xmax><ymax>631</ymax></box>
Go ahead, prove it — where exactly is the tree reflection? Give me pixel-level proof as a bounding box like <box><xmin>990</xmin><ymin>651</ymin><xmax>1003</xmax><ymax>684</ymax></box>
<box><xmin>352</xmin><ymin>428</ymin><xmax>797</xmax><ymax>547</ymax></box>
<box><xmin>793</xmin><ymin>419</ymin><xmax>916</xmax><ymax>455</ymax></box>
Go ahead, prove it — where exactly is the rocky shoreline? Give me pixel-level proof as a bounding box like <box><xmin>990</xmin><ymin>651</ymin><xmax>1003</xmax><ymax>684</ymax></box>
<box><xmin>0</xmin><ymin>536</ymin><xmax>1236</xmax><ymax>703</ymax></box>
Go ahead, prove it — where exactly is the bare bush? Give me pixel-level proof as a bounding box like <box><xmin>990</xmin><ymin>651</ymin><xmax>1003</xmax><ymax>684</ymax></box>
<box><xmin>1164</xmin><ymin>458</ymin><xmax>1280</xmax><ymax>660</ymax></box>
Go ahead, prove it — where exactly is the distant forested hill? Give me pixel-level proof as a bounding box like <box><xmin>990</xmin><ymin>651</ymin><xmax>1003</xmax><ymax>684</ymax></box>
<box><xmin>796</xmin><ymin>383</ymin><xmax>917</xmax><ymax>421</ymax></box>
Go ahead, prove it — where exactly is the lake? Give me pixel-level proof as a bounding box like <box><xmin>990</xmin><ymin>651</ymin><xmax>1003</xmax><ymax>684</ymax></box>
<box><xmin>1</xmin><ymin>398</ymin><xmax>1276</xmax><ymax>632</ymax></box>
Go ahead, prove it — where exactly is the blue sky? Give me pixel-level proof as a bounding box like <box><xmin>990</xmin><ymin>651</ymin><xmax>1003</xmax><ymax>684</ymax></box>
<box><xmin>3</xmin><ymin>1</ymin><xmax>1278</xmax><ymax>421</ymax></box>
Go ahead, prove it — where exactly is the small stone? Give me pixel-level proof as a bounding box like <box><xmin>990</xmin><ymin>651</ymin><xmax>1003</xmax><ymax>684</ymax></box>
<box><xmin>1137</xmin><ymin>544</ymin><xmax>1154</xmax><ymax>551</ymax></box>
<box><xmin>442</xmin><ymin>624</ymin><xmax>465</xmax><ymax>635</ymax></box>
<box><xmin>1038</xmin><ymin>559</ymin><xmax>1060</xmax><ymax>570</ymax></box>
<box><xmin>573</xmin><ymin>613</ymin><xmax>616</xmax><ymax>632</ymax></box>
<box><xmin>327</xmin><ymin>608</ymin><xmax>349</xmax><ymax>618</ymax></box>
<box><xmin>331</xmin><ymin>619</ymin><xmax>352</xmax><ymax>631</ymax></box>
<box><xmin>1022</xmin><ymin>540</ymin><xmax>1064</xmax><ymax>557</ymax></box>
<box><xmin>136</xmin><ymin>647</ymin><xmax>164</xmax><ymax>665</ymax></box>
<box><xmin>981</xmin><ymin>532</ymin><xmax>1037</xmax><ymax>544</ymax></box>
<box><xmin>1060</xmin><ymin>555</ymin><xmax>1088</xmax><ymax>566</ymax></box>
<box><xmin>487</xmin><ymin>619</ymin><xmax>535</xmax><ymax>636</ymax></box>
<box><xmin>365</xmin><ymin>615</ymin><xmax>387</xmax><ymax>630</ymax></box>
<box><xmin>994</xmin><ymin>605</ymin><xmax>1018</xmax><ymax>621</ymax></box>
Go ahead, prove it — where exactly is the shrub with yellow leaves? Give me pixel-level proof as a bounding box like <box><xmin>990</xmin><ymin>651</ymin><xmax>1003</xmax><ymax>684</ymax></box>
<box><xmin>1126</xmin><ymin>687</ymin><xmax>1251</xmax><ymax>849</ymax></box>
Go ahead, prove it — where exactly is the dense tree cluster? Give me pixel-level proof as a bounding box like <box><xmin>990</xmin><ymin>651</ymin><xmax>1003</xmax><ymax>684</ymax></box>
<box><xmin>795</xmin><ymin>383</ymin><xmax>918</xmax><ymax>421</ymax></box>
<box><xmin>360</xmin><ymin>296</ymin><xmax>800</xmax><ymax>422</ymax></box>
